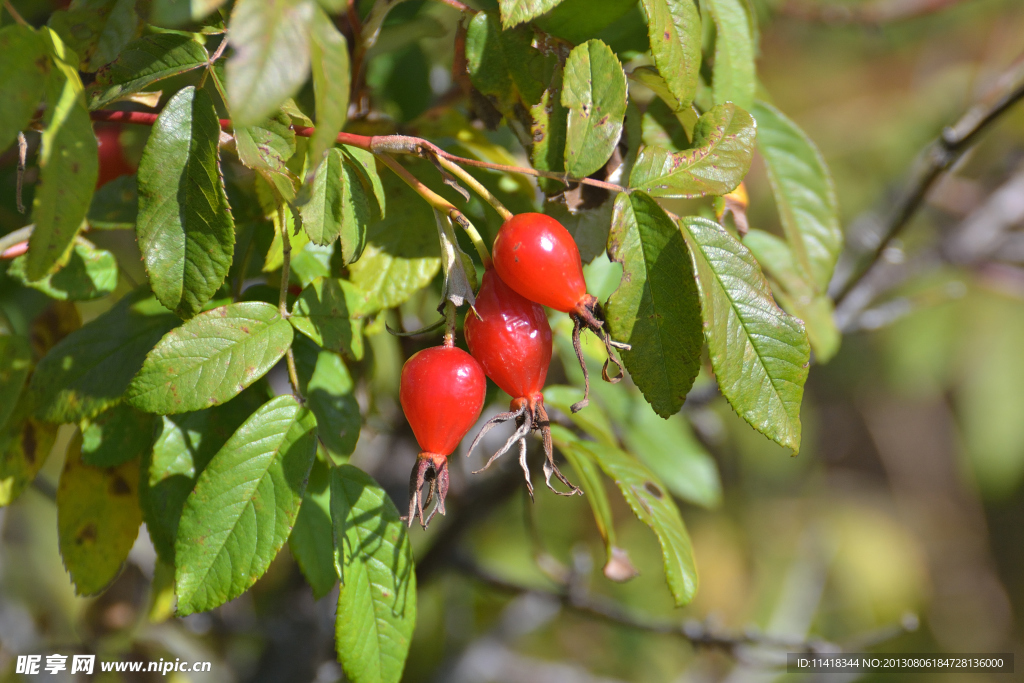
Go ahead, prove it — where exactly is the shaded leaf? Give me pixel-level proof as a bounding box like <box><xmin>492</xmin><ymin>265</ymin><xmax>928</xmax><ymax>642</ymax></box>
<box><xmin>48</xmin><ymin>0</ymin><xmax>139</xmax><ymax>72</ymax></box>
<box><xmin>235</xmin><ymin>110</ymin><xmax>298</xmax><ymax>201</ymax></box>
<box><xmin>0</xmin><ymin>336</ymin><xmax>32</xmax><ymax>432</ymax></box>
<box><xmin>641</xmin><ymin>96</ymin><xmax>690</xmax><ymax>151</ymax></box>
<box><xmin>27</xmin><ymin>35</ymin><xmax>97</xmax><ymax>281</ymax></box>
<box><xmin>562</xmin><ymin>40</ymin><xmax>628</xmax><ymax>179</ymax></box>
<box><xmin>290</xmin><ymin>277</ymin><xmax>374</xmax><ymax>360</ymax></box>
<box><xmin>434</xmin><ymin>210</ymin><xmax>476</xmax><ymax>309</ymax></box>
<box><xmin>88</xmin><ymin>33</ymin><xmax>209</xmax><ymax>109</ymax></box>
<box><xmin>629</xmin><ymin>64</ymin><xmax>682</xmax><ymax>111</ymax></box>
<box><xmin>80</xmin><ymin>403</ymin><xmax>155</xmax><ymax>468</ymax></box>
<box><xmin>753</xmin><ymin>100</ymin><xmax>842</xmax><ymax>293</ymax></box>
<box><xmin>680</xmin><ymin>216</ymin><xmax>809</xmax><ymax>452</ymax></box>
<box><xmin>8</xmin><ymin>242</ymin><xmax>117</xmax><ymax>301</ymax></box>
<box><xmin>705</xmin><ymin>0</ymin><xmax>755</xmax><ymax>110</ymax></box>
<box><xmin>640</xmin><ymin>0</ymin><xmax>701</xmax><ymax>109</ymax></box>
<box><xmin>151</xmin><ymin>0</ymin><xmax>229</xmax><ymax>27</ymax></box>
<box><xmin>0</xmin><ymin>25</ymin><xmax>50</xmax><ymax>154</ymax></box>
<box><xmin>301</xmin><ymin>148</ymin><xmax>374</xmax><ymax>266</ymax></box>
<box><xmin>743</xmin><ymin>229</ymin><xmax>840</xmax><ymax>362</ymax></box>
<box><xmin>137</xmin><ymin>86</ymin><xmax>235</xmax><ymax>318</ymax></box>
<box><xmin>289</xmin><ymin>458</ymin><xmax>337</xmax><ymax>599</ymax></box>
<box><xmin>309</xmin><ymin>6</ymin><xmax>350</xmax><ymax>164</ymax></box>
<box><xmin>140</xmin><ymin>386</ymin><xmax>267</xmax><ymax>562</ymax></box>
<box><xmin>57</xmin><ymin>431</ymin><xmax>142</xmax><ymax>596</ymax></box>
<box><xmin>530</xmin><ymin>64</ymin><xmax>568</xmax><ymax>195</ymax></box>
<box><xmin>624</xmin><ymin>400</ymin><xmax>721</xmax><ymax>508</ymax></box>
<box><xmin>0</xmin><ymin>415</ymin><xmax>58</xmax><ymax>507</ymax></box>
<box><xmin>465</xmin><ymin>12</ymin><xmax>553</xmax><ymax>114</ymax></box>
<box><xmin>294</xmin><ymin>336</ymin><xmax>360</xmax><ymax>464</ymax></box>
<box><xmin>175</xmin><ymin>395</ymin><xmax>317</xmax><ymax>614</ymax></box>
<box><xmin>536</xmin><ymin>0</ymin><xmax>638</xmax><ymax>45</ymax></box>
<box><xmin>629</xmin><ymin>102</ymin><xmax>755</xmax><ymax>198</ymax></box>
<box><xmin>606</xmin><ymin>192</ymin><xmax>702</xmax><ymax>417</ymax></box>
<box><xmin>331</xmin><ymin>465</ymin><xmax>416</xmax><ymax>683</ymax></box>
<box><xmin>87</xmin><ymin>174</ymin><xmax>138</xmax><ymax>228</ymax></box>
<box><xmin>29</xmin><ymin>288</ymin><xmax>178</xmax><ymax>423</ymax></box>
<box><xmin>127</xmin><ymin>302</ymin><xmax>293</xmax><ymax>414</ymax></box>
<box><xmin>550</xmin><ymin>424</ymin><xmax>697</xmax><ymax>605</ymax></box>
<box><xmin>226</xmin><ymin>0</ymin><xmax>316</xmax><ymax>127</ymax></box>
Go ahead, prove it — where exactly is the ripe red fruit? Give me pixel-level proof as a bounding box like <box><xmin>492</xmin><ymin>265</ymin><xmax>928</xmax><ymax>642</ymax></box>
<box><xmin>464</xmin><ymin>269</ymin><xmax>580</xmax><ymax>497</ymax></box>
<box><xmin>95</xmin><ymin>125</ymin><xmax>135</xmax><ymax>188</ymax></box>
<box><xmin>492</xmin><ymin>213</ymin><xmax>628</xmax><ymax>412</ymax></box>
<box><xmin>400</xmin><ymin>344</ymin><xmax>486</xmax><ymax>527</ymax></box>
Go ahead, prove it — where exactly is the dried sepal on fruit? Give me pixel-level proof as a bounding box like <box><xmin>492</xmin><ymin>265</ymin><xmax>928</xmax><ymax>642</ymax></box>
<box><xmin>399</xmin><ymin>344</ymin><xmax>486</xmax><ymax>527</ymax></box>
<box><xmin>464</xmin><ymin>268</ymin><xmax>581</xmax><ymax>497</ymax></box>
<box><xmin>491</xmin><ymin>213</ymin><xmax>628</xmax><ymax>412</ymax></box>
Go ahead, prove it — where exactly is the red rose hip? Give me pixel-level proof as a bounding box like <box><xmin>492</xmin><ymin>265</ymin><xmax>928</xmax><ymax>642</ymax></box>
<box><xmin>400</xmin><ymin>345</ymin><xmax>486</xmax><ymax>526</ymax></box>
<box><xmin>464</xmin><ymin>269</ymin><xmax>580</xmax><ymax>497</ymax></box>
<box><xmin>492</xmin><ymin>213</ymin><xmax>629</xmax><ymax>413</ymax></box>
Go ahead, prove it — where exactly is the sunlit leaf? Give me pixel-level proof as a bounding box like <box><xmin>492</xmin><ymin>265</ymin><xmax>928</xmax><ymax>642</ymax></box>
<box><xmin>640</xmin><ymin>0</ymin><xmax>701</xmax><ymax>109</ymax></box>
<box><xmin>309</xmin><ymin>6</ymin><xmax>350</xmax><ymax>164</ymax></box>
<box><xmin>290</xmin><ymin>277</ymin><xmax>374</xmax><ymax>360</ymax></box>
<box><xmin>301</xmin><ymin>148</ymin><xmax>373</xmax><ymax>265</ymax></box>
<box><xmin>331</xmin><ymin>465</ymin><xmax>416</xmax><ymax>683</ymax></box>
<box><xmin>498</xmin><ymin>0</ymin><xmax>565</xmax><ymax>27</ymax></box>
<box><xmin>137</xmin><ymin>86</ymin><xmax>235</xmax><ymax>318</ymax></box>
<box><xmin>126</xmin><ymin>302</ymin><xmax>293</xmax><ymax>414</ymax></box>
<box><xmin>29</xmin><ymin>288</ymin><xmax>178</xmax><ymax>423</ymax></box>
<box><xmin>629</xmin><ymin>103</ymin><xmax>755</xmax><ymax>198</ymax></box>
<box><xmin>562</xmin><ymin>40</ymin><xmax>628</xmax><ymax>179</ymax></box>
<box><xmin>235</xmin><ymin>109</ymin><xmax>298</xmax><ymax>201</ymax></box>
<box><xmin>8</xmin><ymin>242</ymin><xmax>117</xmax><ymax>301</ymax></box>
<box><xmin>226</xmin><ymin>0</ymin><xmax>316</xmax><ymax>127</ymax></box>
<box><xmin>176</xmin><ymin>395</ymin><xmax>317</xmax><ymax>614</ymax></box>
<box><xmin>57</xmin><ymin>431</ymin><xmax>142</xmax><ymax>596</ymax></box>
<box><xmin>680</xmin><ymin>216</ymin><xmax>809</xmax><ymax>452</ymax></box>
<box><xmin>606</xmin><ymin>192</ymin><xmax>702</xmax><ymax>417</ymax></box>
<box><xmin>705</xmin><ymin>0</ymin><xmax>755</xmax><ymax>110</ymax></box>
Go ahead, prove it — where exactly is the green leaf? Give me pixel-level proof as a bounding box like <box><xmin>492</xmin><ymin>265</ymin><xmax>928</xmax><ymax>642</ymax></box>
<box><xmin>629</xmin><ymin>103</ymin><xmax>755</xmax><ymax>198</ymax></box>
<box><xmin>331</xmin><ymin>465</ymin><xmax>416</xmax><ymax>683</ymax></box>
<box><xmin>0</xmin><ymin>336</ymin><xmax>32</xmax><ymax>433</ymax></box>
<box><xmin>0</xmin><ymin>415</ymin><xmax>58</xmax><ymax>507</ymax></box>
<box><xmin>465</xmin><ymin>12</ymin><xmax>553</xmax><ymax>114</ymax></box>
<box><xmin>752</xmin><ymin>100</ymin><xmax>842</xmax><ymax>293</ymax></box>
<box><xmin>8</xmin><ymin>242</ymin><xmax>117</xmax><ymax>301</ymax></box>
<box><xmin>550</xmin><ymin>424</ymin><xmax>697</xmax><ymax>605</ymax></box>
<box><xmin>309</xmin><ymin>6</ymin><xmax>350</xmax><ymax>165</ymax></box>
<box><xmin>294</xmin><ymin>336</ymin><xmax>360</xmax><ymax>464</ymax></box>
<box><xmin>348</xmin><ymin>170</ymin><xmax>440</xmax><ymax>312</ymax></box>
<box><xmin>137</xmin><ymin>86</ymin><xmax>235</xmax><ymax>318</ymax></box>
<box><xmin>562</xmin><ymin>40</ymin><xmax>628</xmax><ymax>179</ymax></box>
<box><xmin>546</xmin><ymin>420</ymin><xmax>636</xmax><ymax>581</ymax></box>
<box><xmin>499</xmin><ymin>0</ymin><xmax>565</xmax><ymax>27</ymax></box>
<box><xmin>140</xmin><ymin>387</ymin><xmax>266</xmax><ymax>563</ymax></box>
<box><xmin>624</xmin><ymin>400</ymin><xmax>721</xmax><ymax>508</ymax></box>
<box><xmin>175</xmin><ymin>395</ymin><xmax>318</xmax><ymax>614</ymax></box>
<box><xmin>543</xmin><ymin>385</ymin><xmax>617</xmax><ymax>446</ymax></box>
<box><xmin>640</xmin><ymin>0</ymin><xmax>701</xmax><ymax>109</ymax></box>
<box><xmin>87</xmin><ymin>33</ymin><xmax>209</xmax><ymax>109</ymax></box>
<box><xmin>80</xmin><ymin>403</ymin><xmax>155</xmax><ymax>468</ymax></box>
<box><xmin>226</xmin><ymin>0</ymin><xmax>316</xmax><ymax>127</ymax></box>
<box><xmin>300</xmin><ymin>148</ymin><xmax>374</xmax><ymax>266</ymax></box>
<box><xmin>705</xmin><ymin>0</ymin><xmax>755</xmax><ymax>111</ymax></box>
<box><xmin>48</xmin><ymin>0</ymin><xmax>140</xmax><ymax>72</ymax></box>
<box><xmin>27</xmin><ymin>42</ymin><xmax>98</xmax><ymax>281</ymax></box>
<box><xmin>29</xmin><ymin>288</ymin><xmax>178</xmax><ymax>423</ymax></box>
<box><xmin>680</xmin><ymin>216</ymin><xmax>810</xmax><ymax>452</ymax></box>
<box><xmin>288</xmin><ymin>458</ymin><xmax>338</xmax><ymax>599</ymax></box>
<box><xmin>57</xmin><ymin>431</ymin><xmax>142</xmax><ymax>596</ymax></box>
<box><xmin>0</xmin><ymin>25</ymin><xmax>50</xmax><ymax>154</ymax></box>
<box><xmin>629</xmin><ymin>64</ymin><xmax>683</xmax><ymax>111</ymax></box>
<box><xmin>544</xmin><ymin>198</ymin><xmax>615</xmax><ymax>265</ymax></box>
<box><xmin>127</xmin><ymin>302</ymin><xmax>294</xmax><ymax>414</ymax></box>
<box><xmin>151</xmin><ymin>0</ymin><xmax>229</xmax><ymax>27</ymax></box>
<box><xmin>529</xmin><ymin>65</ymin><xmax>569</xmax><ymax>194</ymax></box>
<box><xmin>290</xmin><ymin>277</ymin><xmax>374</xmax><ymax>360</ymax></box>
<box><xmin>605</xmin><ymin>192</ymin><xmax>702</xmax><ymax>417</ymax></box>
<box><xmin>641</xmin><ymin>96</ymin><xmax>690</xmax><ymax>151</ymax></box>
<box><xmin>743</xmin><ymin>229</ymin><xmax>840</xmax><ymax>362</ymax></box>
<box><xmin>342</xmin><ymin>146</ymin><xmax>386</xmax><ymax>221</ymax></box>
<box><xmin>87</xmin><ymin>174</ymin><xmax>138</xmax><ymax>228</ymax></box>
<box><xmin>235</xmin><ymin>110</ymin><xmax>298</xmax><ymax>201</ymax></box>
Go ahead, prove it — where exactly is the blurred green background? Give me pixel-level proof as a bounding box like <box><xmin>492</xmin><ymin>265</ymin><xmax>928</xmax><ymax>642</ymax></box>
<box><xmin>2</xmin><ymin>0</ymin><xmax>1024</xmax><ymax>681</ymax></box>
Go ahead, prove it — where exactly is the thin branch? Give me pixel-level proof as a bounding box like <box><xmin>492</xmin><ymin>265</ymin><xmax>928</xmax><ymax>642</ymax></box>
<box><xmin>2</xmin><ymin>0</ymin><xmax>30</xmax><ymax>27</ymax></box>
<box><xmin>197</xmin><ymin>34</ymin><xmax>229</xmax><ymax>89</ymax></box>
<box><xmin>832</xmin><ymin>71</ymin><xmax>1024</xmax><ymax>304</ymax></box>
<box><xmin>437</xmin><ymin>155</ymin><xmax>514</xmax><ymax>221</ymax></box>
<box><xmin>15</xmin><ymin>132</ymin><xmax>27</xmax><ymax>213</ymax></box>
<box><xmin>276</xmin><ymin>204</ymin><xmax>304</xmax><ymax>400</ymax></box>
<box><xmin>779</xmin><ymin>0</ymin><xmax>972</xmax><ymax>25</ymax></box>
<box><xmin>455</xmin><ymin>555</ymin><xmax>913</xmax><ymax>656</ymax></box>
